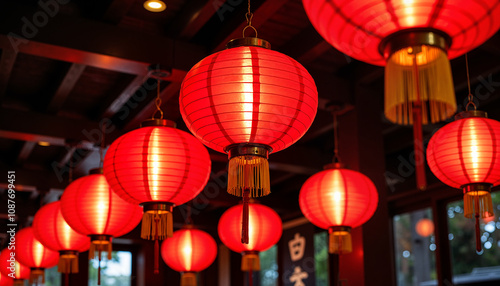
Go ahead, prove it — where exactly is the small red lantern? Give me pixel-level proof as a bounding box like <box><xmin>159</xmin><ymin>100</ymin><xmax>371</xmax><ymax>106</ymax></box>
<box><xmin>218</xmin><ymin>202</ymin><xmax>282</xmax><ymax>272</ymax></box>
<box><xmin>161</xmin><ymin>227</ymin><xmax>217</xmax><ymax>286</ymax></box>
<box><xmin>0</xmin><ymin>250</ymin><xmax>30</xmax><ymax>286</ymax></box>
<box><xmin>15</xmin><ymin>227</ymin><xmax>59</xmax><ymax>285</ymax></box>
<box><xmin>32</xmin><ymin>201</ymin><xmax>90</xmax><ymax>274</ymax></box>
<box><xmin>427</xmin><ymin>110</ymin><xmax>500</xmax><ymax>250</ymax></box>
<box><xmin>60</xmin><ymin>169</ymin><xmax>143</xmax><ymax>284</ymax></box>
<box><xmin>415</xmin><ymin>218</ymin><xmax>434</xmax><ymax>237</ymax></box>
<box><xmin>103</xmin><ymin>119</ymin><xmax>211</xmax><ymax>273</ymax></box>
<box><xmin>0</xmin><ymin>271</ymin><xmax>13</xmax><ymax>286</ymax></box>
<box><xmin>299</xmin><ymin>164</ymin><xmax>378</xmax><ymax>254</ymax></box>
<box><xmin>180</xmin><ymin>38</ymin><xmax>318</xmax><ymax>199</ymax></box>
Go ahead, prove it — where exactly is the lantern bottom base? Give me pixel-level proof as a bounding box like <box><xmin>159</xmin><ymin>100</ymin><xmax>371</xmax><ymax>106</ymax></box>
<box><xmin>181</xmin><ymin>272</ymin><xmax>197</xmax><ymax>286</ymax></box>
<box><xmin>58</xmin><ymin>251</ymin><xmax>79</xmax><ymax>274</ymax></box>
<box><xmin>329</xmin><ymin>226</ymin><xmax>352</xmax><ymax>254</ymax></box>
<box><xmin>29</xmin><ymin>268</ymin><xmax>45</xmax><ymax>284</ymax></box>
<box><xmin>241</xmin><ymin>252</ymin><xmax>260</xmax><ymax>272</ymax></box>
<box><xmin>463</xmin><ymin>184</ymin><xmax>494</xmax><ymax>219</ymax></box>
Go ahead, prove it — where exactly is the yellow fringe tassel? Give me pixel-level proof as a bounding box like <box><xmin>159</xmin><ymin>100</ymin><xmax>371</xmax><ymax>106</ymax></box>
<box><xmin>329</xmin><ymin>230</ymin><xmax>352</xmax><ymax>255</ymax></box>
<box><xmin>241</xmin><ymin>253</ymin><xmax>260</xmax><ymax>272</ymax></box>
<box><xmin>29</xmin><ymin>269</ymin><xmax>45</xmax><ymax>285</ymax></box>
<box><xmin>14</xmin><ymin>280</ymin><xmax>24</xmax><ymax>286</ymax></box>
<box><xmin>89</xmin><ymin>241</ymin><xmax>112</xmax><ymax>260</ymax></box>
<box><xmin>181</xmin><ymin>272</ymin><xmax>197</xmax><ymax>286</ymax></box>
<box><xmin>141</xmin><ymin>211</ymin><xmax>173</xmax><ymax>240</ymax></box>
<box><xmin>385</xmin><ymin>45</ymin><xmax>456</xmax><ymax>125</ymax></box>
<box><xmin>58</xmin><ymin>253</ymin><xmax>79</xmax><ymax>274</ymax></box>
<box><xmin>228</xmin><ymin>155</ymin><xmax>270</xmax><ymax>197</ymax></box>
<box><xmin>464</xmin><ymin>191</ymin><xmax>494</xmax><ymax>219</ymax></box>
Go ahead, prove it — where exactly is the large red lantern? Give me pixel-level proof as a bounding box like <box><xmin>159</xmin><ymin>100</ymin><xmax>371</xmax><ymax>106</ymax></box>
<box><xmin>299</xmin><ymin>164</ymin><xmax>378</xmax><ymax>254</ymax></box>
<box><xmin>15</xmin><ymin>227</ymin><xmax>59</xmax><ymax>285</ymax></box>
<box><xmin>60</xmin><ymin>169</ymin><xmax>143</xmax><ymax>284</ymax></box>
<box><xmin>180</xmin><ymin>38</ymin><xmax>318</xmax><ymax>199</ymax></box>
<box><xmin>32</xmin><ymin>201</ymin><xmax>90</xmax><ymax>274</ymax></box>
<box><xmin>303</xmin><ymin>0</ymin><xmax>500</xmax><ymax>190</ymax></box>
<box><xmin>103</xmin><ymin>119</ymin><xmax>211</xmax><ymax>272</ymax></box>
<box><xmin>161</xmin><ymin>227</ymin><xmax>217</xmax><ymax>286</ymax></box>
<box><xmin>0</xmin><ymin>249</ymin><xmax>30</xmax><ymax>286</ymax></box>
<box><xmin>218</xmin><ymin>202</ymin><xmax>282</xmax><ymax>273</ymax></box>
<box><xmin>427</xmin><ymin>110</ymin><xmax>500</xmax><ymax>250</ymax></box>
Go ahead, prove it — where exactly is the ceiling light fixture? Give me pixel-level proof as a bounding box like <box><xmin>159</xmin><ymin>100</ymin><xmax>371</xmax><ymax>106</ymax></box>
<box><xmin>143</xmin><ymin>0</ymin><xmax>166</xmax><ymax>12</ymax></box>
<box><xmin>38</xmin><ymin>141</ymin><xmax>50</xmax><ymax>147</ymax></box>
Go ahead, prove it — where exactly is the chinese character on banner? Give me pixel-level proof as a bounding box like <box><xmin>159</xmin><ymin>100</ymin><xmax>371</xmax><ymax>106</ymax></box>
<box><xmin>289</xmin><ymin>233</ymin><xmax>306</xmax><ymax>261</ymax></box>
<box><xmin>289</xmin><ymin>266</ymin><xmax>309</xmax><ymax>286</ymax></box>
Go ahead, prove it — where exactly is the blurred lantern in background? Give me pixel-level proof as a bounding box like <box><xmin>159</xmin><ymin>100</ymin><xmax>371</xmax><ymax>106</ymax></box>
<box><xmin>302</xmin><ymin>0</ymin><xmax>500</xmax><ymax>191</ymax></box>
<box><xmin>415</xmin><ymin>218</ymin><xmax>434</xmax><ymax>237</ymax></box>
<box><xmin>0</xmin><ymin>271</ymin><xmax>13</xmax><ymax>286</ymax></box>
<box><xmin>32</xmin><ymin>201</ymin><xmax>90</xmax><ymax>286</ymax></box>
<box><xmin>218</xmin><ymin>201</ymin><xmax>282</xmax><ymax>286</ymax></box>
<box><xmin>161</xmin><ymin>226</ymin><xmax>217</xmax><ymax>286</ymax></box>
<box><xmin>15</xmin><ymin>227</ymin><xmax>59</xmax><ymax>285</ymax></box>
<box><xmin>0</xmin><ymin>250</ymin><xmax>30</xmax><ymax>286</ymax></box>
<box><xmin>427</xmin><ymin>110</ymin><xmax>500</xmax><ymax>251</ymax></box>
<box><xmin>60</xmin><ymin>168</ymin><xmax>143</xmax><ymax>285</ymax></box>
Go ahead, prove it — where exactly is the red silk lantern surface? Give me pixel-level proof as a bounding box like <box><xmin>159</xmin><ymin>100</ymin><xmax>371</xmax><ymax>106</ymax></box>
<box><xmin>302</xmin><ymin>0</ymin><xmax>500</xmax><ymax>66</ymax></box>
<box><xmin>33</xmin><ymin>201</ymin><xmax>90</xmax><ymax>252</ymax></box>
<box><xmin>180</xmin><ymin>45</ymin><xmax>318</xmax><ymax>154</ymax></box>
<box><xmin>161</xmin><ymin>227</ymin><xmax>217</xmax><ymax>286</ymax></box>
<box><xmin>0</xmin><ymin>272</ymin><xmax>13</xmax><ymax>286</ymax></box>
<box><xmin>299</xmin><ymin>166</ymin><xmax>378</xmax><ymax>254</ymax></box>
<box><xmin>0</xmin><ymin>250</ymin><xmax>30</xmax><ymax>280</ymax></box>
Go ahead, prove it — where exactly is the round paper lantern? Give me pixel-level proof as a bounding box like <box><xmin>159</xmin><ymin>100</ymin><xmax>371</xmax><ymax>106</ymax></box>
<box><xmin>303</xmin><ymin>0</ymin><xmax>500</xmax><ymax>125</ymax></box>
<box><xmin>0</xmin><ymin>249</ymin><xmax>30</xmax><ymax>285</ymax></box>
<box><xmin>161</xmin><ymin>227</ymin><xmax>217</xmax><ymax>286</ymax></box>
<box><xmin>415</xmin><ymin>218</ymin><xmax>434</xmax><ymax>237</ymax></box>
<box><xmin>0</xmin><ymin>271</ymin><xmax>13</xmax><ymax>286</ymax></box>
<box><xmin>427</xmin><ymin>110</ymin><xmax>500</xmax><ymax>250</ymax></box>
<box><xmin>60</xmin><ymin>168</ymin><xmax>143</xmax><ymax>280</ymax></box>
<box><xmin>218</xmin><ymin>202</ymin><xmax>282</xmax><ymax>271</ymax></box>
<box><xmin>15</xmin><ymin>227</ymin><xmax>59</xmax><ymax>284</ymax></box>
<box><xmin>103</xmin><ymin>119</ymin><xmax>211</xmax><ymax>273</ymax></box>
<box><xmin>32</xmin><ymin>201</ymin><xmax>90</xmax><ymax>274</ymax></box>
<box><xmin>299</xmin><ymin>164</ymin><xmax>378</xmax><ymax>254</ymax></box>
<box><xmin>180</xmin><ymin>37</ymin><xmax>318</xmax><ymax>198</ymax></box>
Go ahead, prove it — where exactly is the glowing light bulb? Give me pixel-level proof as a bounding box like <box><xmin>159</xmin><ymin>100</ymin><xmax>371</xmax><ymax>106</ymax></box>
<box><xmin>144</xmin><ymin>1</ymin><xmax>166</xmax><ymax>12</ymax></box>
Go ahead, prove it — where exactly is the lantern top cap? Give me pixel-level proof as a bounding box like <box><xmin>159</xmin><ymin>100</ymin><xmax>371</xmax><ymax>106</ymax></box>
<box><xmin>226</xmin><ymin>37</ymin><xmax>271</xmax><ymax>50</ymax></box>
<box><xmin>89</xmin><ymin>168</ymin><xmax>103</xmax><ymax>175</ymax></box>
<box><xmin>455</xmin><ymin>110</ymin><xmax>488</xmax><ymax>120</ymax></box>
<box><xmin>226</xmin><ymin>143</ymin><xmax>272</xmax><ymax>159</ymax></box>
<box><xmin>380</xmin><ymin>29</ymin><xmax>451</xmax><ymax>59</ymax></box>
<box><xmin>140</xmin><ymin>119</ymin><xmax>176</xmax><ymax>128</ymax></box>
<box><xmin>324</xmin><ymin>162</ymin><xmax>345</xmax><ymax>170</ymax></box>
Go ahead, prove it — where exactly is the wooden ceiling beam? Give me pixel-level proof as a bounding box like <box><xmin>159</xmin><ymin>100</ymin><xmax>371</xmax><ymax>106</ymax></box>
<box><xmin>16</xmin><ymin>141</ymin><xmax>36</xmax><ymax>166</ymax></box>
<box><xmin>47</xmin><ymin>63</ymin><xmax>86</xmax><ymax>113</ymax></box>
<box><xmin>102</xmin><ymin>0</ymin><xmax>136</xmax><ymax>24</ymax></box>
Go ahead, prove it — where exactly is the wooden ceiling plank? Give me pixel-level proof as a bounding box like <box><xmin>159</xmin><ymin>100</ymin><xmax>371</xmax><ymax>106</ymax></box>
<box><xmin>0</xmin><ymin>49</ymin><xmax>17</xmax><ymax>102</ymax></box>
<box><xmin>101</xmin><ymin>74</ymin><xmax>148</xmax><ymax>119</ymax></box>
<box><xmin>102</xmin><ymin>0</ymin><xmax>136</xmax><ymax>24</ymax></box>
<box><xmin>16</xmin><ymin>141</ymin><xmax>36</xmax><ymax>166</ymax></box>
<box><xmin>212</xmin><ymin>0</ymin><xmax>290</xmax><ymax>52</ymax></box>
<box><xmin>47</xmin><ymin>63</ymin><xmax>86</xmax><ymax>113</ymax></box>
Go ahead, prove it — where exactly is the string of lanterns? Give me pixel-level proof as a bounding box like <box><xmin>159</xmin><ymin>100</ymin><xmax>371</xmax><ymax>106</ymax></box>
<box><xmin>3</xmin><ymin>1</ymin><xmax>500</xmax><ymax>285</ymax></box>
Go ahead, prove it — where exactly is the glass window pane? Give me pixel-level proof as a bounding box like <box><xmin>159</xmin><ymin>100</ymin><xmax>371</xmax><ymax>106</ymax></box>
<box><xmin>89</xmin><ymin>251</ymin><xmax>132</xmax><ymax>286</ymax></box>
<box><xmin>393</xmin><ymin>208</ymin><xmax>436</xmax><ymax>286</ymax></box>
<box><xmin>447</xmin><ymin>192</ymin><xmax>500</xmax><ymax>284</ymax></box>
<box><xmin>314</xmin><ymin>232</ymin><xmax>328</xmax><ymax>286</ymax></box>
<box><xmin>260</xmin><ymin>245</ymin><xmax>278</xmax><ymax>286</ymax></box>
<box><xmin>44</xmin><ymin>266</ymin><xmax>61</xmax><ymax>286</ymax></box>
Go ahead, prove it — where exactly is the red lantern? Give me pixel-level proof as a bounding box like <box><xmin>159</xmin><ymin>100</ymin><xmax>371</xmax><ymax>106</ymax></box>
<box><xmin>299</xmin><ymin>164</ymin><xmax>378</xmax><ymax>254</ymax></box>
<box><xmin>60</xmin><ymin>169</ymin><xmax>143</xmax><ymax>284</ymax></box>
<box><xmin>103</xmin><ymin>119</ymin><xmax>211</xmax><ymax>273</ymax></box>
<box><xmin>180</xmin><ymin>38</ymin><xmax>318</xmax><ymax>199</ymax></box>
<box><xmin>32</xmin><ymin>201</ymin><xmax>90</xmax><ymax>274</ymax></box>
<box><xmin>415</xmin><ymin>218</ymin><xmax>434</xmax><ymax>237</ymax></box>
<box><xmin>15</xmin><ymin>227</ymin><xmax>59</xmax><ymax>285</ymax></box>
<box><xmin>427</xmin><ymin>110</ymin><xmax>500</xmax><ymax>250</ymax></box>
<box><xmin>0</xmin><ymin>249</ymin><xmax>30</xmax><ymax>286</ymax></box>
<box><xmin>0</xmin><ymin>271</ymin><xmax>13</xmax><ymax>286</ymax></box>
<box><xmin>218</xmin><ymin>202</ymin><xmax>282</xmax><ymax>272</ymax></box>
<box><xmin>161</xmin><ymin>227</ymin><xmax>217</xmax><ymax>286</ymax></box>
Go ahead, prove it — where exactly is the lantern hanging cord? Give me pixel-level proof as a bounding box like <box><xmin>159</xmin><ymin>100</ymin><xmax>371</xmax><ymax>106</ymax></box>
<box><xmin>99</xmin><ymin>123</ymin><xmax>105</xmax><ymax>168</ymax></box>
<box><xmin>185</xmin><ymin>202</ymin><xmax>193</xmax><ymax>225</ymax></box>
<box><xmin>242</xmin><ymin>0</ymin><xmax>257</xmax><ymax>38</ymax></box>
<box><xmin>465</xmin><ymin>53</ymin><xmax>477</xmax><ymax>111</ymax></box>
<box><xmin>332</xmin><ymin>112</ymin><xmax>341</xmax><ymax>163</ymax></box>
<box><xmin>152</xmin><ymin>78</ymin><xmax>164</xmax><ymax>120</ymax></box>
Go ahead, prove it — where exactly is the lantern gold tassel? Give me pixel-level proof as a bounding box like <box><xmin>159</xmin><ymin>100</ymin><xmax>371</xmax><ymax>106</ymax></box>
<box><xmin>89</xmin><ymin>241</ymin><xmax>112</xmax><ymax>261</ymax></box>
<box><xmin>181</xmin><ymin>272</ymin><xmax>197</xmax><ymax>286</ymax></box>
<box><xmin>241</xmin><ymin>252</ymin><xmax>260</xmax><ymax>272</ymax></box>
<box><xmin>58</xmin><ymin>251</ymin><xmax>79</xmax><ymax>273</ymax></box>
<box><xmin>228</xmin><ymin>155</ymin><xmax>270</xmax><ymax>197</ymax></box>
<box><xmin>329</xmin><ymin>227</ymin><xmax>352</xmax><ymax>254</ymax></box>
<box><xmin>14</xmin><ymin>280</ymin><xmax>24</xmax><ymax>286</ymax></box>
<box><xmin>141</xmin><ymin>209</ymin><xmax>173</xmax><ymax>240</ymax></box>
<box><xmin>385</xmin><ymin>45</ymin><xmax>456</xmax><ymax>125</ymax></box>
<box><xmin>463</xmin><ymin>184</ymin><xmax>494</xmax><ymax>252</ymax></box>
<box><xmin>29</xmin><ymin>268</ymin><xmax>45</xmax><ymax>285</ymax></box>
